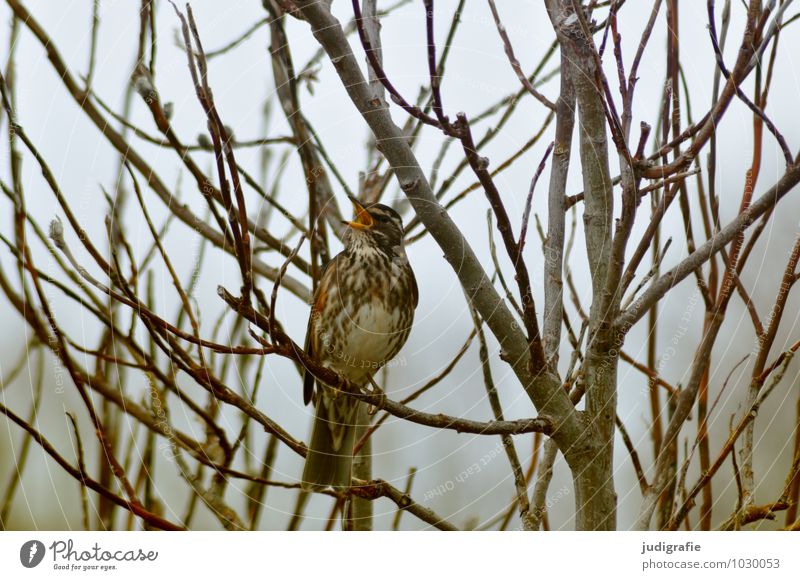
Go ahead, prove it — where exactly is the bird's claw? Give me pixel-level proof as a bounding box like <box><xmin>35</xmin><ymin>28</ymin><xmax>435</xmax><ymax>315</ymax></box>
<box><xmin>363</xmin><ymin>377</ymin><xmax>385</xmax><ymax>415</ymax></box>
<box><xmin>362</xmin><ymin>376</ymin><xmax>384</xmax><ymax>395</ymax></box>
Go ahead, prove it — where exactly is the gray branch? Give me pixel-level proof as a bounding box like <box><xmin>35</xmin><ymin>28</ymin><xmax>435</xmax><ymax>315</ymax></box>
<box><xmin>617</xmin><ymin>165</ymin><xmax>800</xmax><ymax>332</ymax></box>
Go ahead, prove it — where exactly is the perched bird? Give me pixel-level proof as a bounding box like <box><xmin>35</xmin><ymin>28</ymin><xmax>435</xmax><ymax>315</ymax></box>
<box><xmin>301</xmin><ymin>196</ymin><xmax>418</xmax><ymax>490</ymax></box>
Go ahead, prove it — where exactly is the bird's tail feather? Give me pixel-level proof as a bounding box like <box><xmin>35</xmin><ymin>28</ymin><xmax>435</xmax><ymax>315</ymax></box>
<box><xmin>302</xmin><ymin>395</ymin><xmax>356</xmax><ymax>491</ymax></box>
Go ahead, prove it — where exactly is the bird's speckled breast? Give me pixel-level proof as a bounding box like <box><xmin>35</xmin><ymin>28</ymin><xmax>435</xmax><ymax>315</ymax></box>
<box><xmin>311</xmin><ymin>244</ymin><xmax>415</xmax><ymax>386</ymax></box>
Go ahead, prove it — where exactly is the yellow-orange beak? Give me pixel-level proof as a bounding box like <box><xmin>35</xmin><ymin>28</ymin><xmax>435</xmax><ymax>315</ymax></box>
<box><xmin>344</xmin><ymin>195</ymin><xmax>374</xmax><ymax>230</ymax></box>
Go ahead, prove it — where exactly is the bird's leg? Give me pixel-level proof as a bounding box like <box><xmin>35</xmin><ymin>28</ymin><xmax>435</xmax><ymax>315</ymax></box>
<box><xmin>362</xmin><ymin>375</ymin><xmax>384</xmax><ymax>395</ymax></box>
<box><xmin>363</xmin><ymin>375</ymin><xmax>385</xmax><ymax>415</ymax></box>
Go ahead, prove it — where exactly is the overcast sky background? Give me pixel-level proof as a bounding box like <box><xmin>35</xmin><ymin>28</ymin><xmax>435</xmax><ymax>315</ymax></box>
<box><xmin>1</xmin><ymin>0</ymin><xmax>799</xmax><ymax>530</ymax></box>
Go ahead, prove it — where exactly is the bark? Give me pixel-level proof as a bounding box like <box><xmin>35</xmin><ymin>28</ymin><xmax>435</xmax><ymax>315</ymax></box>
<box><xmin>542</xmin><ymin>52</ymin><xmax>575</xmax><ymax>367</ymax></box>
<box><xmin>546</xmin><ymin>0</ymin><xmax>618</xmax><ymax>530</ymax></box>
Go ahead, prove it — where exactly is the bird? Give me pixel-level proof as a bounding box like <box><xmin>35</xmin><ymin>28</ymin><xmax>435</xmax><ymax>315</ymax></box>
<box><xmin>301</xmin><ymin>195</ymin><xmax>418</xmax><ymax>490</ymax></box>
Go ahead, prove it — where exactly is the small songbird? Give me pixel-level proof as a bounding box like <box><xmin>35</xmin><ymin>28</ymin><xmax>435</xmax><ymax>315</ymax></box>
<box><xmin>301</xmin><ymin>196</ymin><xmax>418</xmax><ymax>490</ymax></box>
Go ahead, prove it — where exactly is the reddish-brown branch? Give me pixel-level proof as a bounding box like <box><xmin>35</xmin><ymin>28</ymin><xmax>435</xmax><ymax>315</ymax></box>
<box><xmin>486</xmin><ymin>0</ymin><xmax>556</xmax><ymax>112</ymax></box>
<box><xmin>453</xmin><ymin>114</ymin><xmax>546</xmax><ymax>373</ymax></box>
<box><xmin>350</xmin><ymin>0</ymin><xmax>443</xmax><ymax>130</ymax></box>
<box><xmin>221</xmin><ymin>288</ymin><xmax>553</xmax><ymax>437</ymax></box>
<box><xmin>1</xmin><ymin>399</ymin><xmax>182</xmax><ymax>531</ymax></box>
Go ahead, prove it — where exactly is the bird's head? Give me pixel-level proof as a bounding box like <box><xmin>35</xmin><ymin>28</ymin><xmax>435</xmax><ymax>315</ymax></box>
<box><xmin>342</xmin><ymin>195</ymin><xmax>405</xmax><ymax>255</ymax></box>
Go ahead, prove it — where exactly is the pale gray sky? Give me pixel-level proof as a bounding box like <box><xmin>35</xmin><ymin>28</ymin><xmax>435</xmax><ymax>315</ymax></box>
<box><xmin>1</xmin><ymin>0</ymin><xmax>799</xmax><ymax>530</ymax></box>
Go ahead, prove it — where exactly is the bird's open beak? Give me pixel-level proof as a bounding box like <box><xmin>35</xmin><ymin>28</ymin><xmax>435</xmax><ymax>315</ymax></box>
<box><xmin>343</xmin><ymin>194</ymin><xmax>374</xmax><ymax>230</ymax></box>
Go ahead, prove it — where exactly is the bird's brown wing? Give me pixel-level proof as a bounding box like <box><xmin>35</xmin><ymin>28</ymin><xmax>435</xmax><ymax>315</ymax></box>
<box><xmin>302</xmin><ymin>315</ymin><xmax>316</xmax><ymax>405</ymax></box>
<box><xmin>302</xmin><ymin>255</ymin><xmax>338</xmax><ymax>405</ymax></box>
